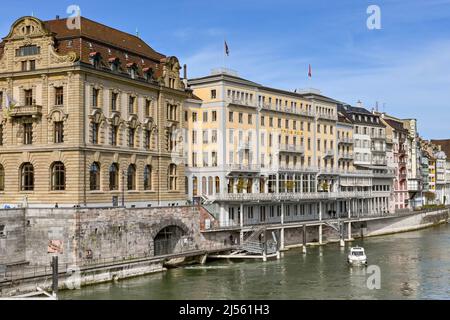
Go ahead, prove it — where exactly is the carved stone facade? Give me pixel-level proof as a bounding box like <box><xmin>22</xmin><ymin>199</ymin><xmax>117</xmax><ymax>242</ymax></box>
<box><xmin>0</xmin><ymin>16</ymin><xmax>188</xmax><ymax>207</ymax></box>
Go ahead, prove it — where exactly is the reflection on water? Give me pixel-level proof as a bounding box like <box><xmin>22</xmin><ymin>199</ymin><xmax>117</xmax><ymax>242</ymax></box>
<box><xmin>61</xmin><ymin>223</ymin><xmax>450</xmax><ymax>300</ymax></box>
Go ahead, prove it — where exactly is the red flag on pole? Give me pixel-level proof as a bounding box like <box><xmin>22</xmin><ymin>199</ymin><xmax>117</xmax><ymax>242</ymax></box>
<box><xmin>308</xmin><ymin>64</ymin><xmax>312</xmax><ymax>78</ymax></box>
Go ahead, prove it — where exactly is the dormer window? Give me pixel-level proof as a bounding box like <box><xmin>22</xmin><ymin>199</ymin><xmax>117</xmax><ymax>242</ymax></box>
<box><xmin>89</xmin><ymin>52</ymin><xmax>101</xmax><ymax>69</ymax></box>
<box><xmin>127</xmin><ymin>62</ymin><xmax>138</xmax><ymax>79</ymax></box>
<box><xmin>109</xmin><ymin>57</ymin><xmax>120</xmax><ymax>72</ymax></box>
<box><xmin>16</xmin><ymin>45</ymin><xmax>40</xmax><ymax>57</ymax></box>
<box><xmin>143</xmin><ymin>67</ymin><xmax>154</xmax><ymax>82</ymax></box>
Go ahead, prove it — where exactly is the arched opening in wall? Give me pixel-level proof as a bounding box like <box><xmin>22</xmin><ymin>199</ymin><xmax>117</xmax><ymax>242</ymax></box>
<box><xmin>153</xmin><ymin>225</ymin><xmax>186</xmax><ymax>256</ymax></box>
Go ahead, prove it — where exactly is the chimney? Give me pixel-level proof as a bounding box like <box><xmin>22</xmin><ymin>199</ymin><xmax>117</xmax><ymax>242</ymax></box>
<box><xmin>56</xmin><ymin>15</ymin><xmax>60</xmax><ymax>20</ymax></box>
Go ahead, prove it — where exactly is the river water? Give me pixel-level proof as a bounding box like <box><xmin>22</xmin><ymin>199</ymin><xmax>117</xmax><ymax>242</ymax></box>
<box><xmin>61</xmin><ymin>223</ymin><xmax>450</xmax><ymax>300</ymax></box>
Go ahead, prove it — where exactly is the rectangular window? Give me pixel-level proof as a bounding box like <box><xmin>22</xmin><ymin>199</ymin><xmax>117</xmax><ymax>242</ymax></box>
<box><xmin>261</xmin><ymin>116</ymin><xmax>265</xmax><ymax>126</ymax></box>
<box><xmin>24</xmin><ymin>89</ymin><xmax>33</xmax><ymax>106</ymax></box>
<box><xmin>203</xmin><ymin>152</ymin><xmax>209</xmax><ymax>167</ymax></box>
<box><xmin>111</xmin><ymin>92</ymin><xmax>118</xmax><ymax>111</ymax></box>
<box><xmin>248</xmin><ymin>114</ymin><xmax>252</xmax><ymax>124</ymax></box>
<box><xmin>54</xmin><ymin>121</ymin><xmax>64</xmax><ymax>143</ymax></box>
<box><xmin>192</xmin><ymin>130</ymin><xmax>197</xmax><ymax>144</ymax></box>
<box><xmin>203</xmin><ymin>130</ymin><xmax>208</xmax><ymax>144</ymax></box>
<box><xmin>212</xmin><ymin>111</ymin><xmax>217</xmax><ymax>121</ymax></box>
<box><xmin>111</xmin><ymin>125</ymin><xmax>118</xmax><ymax>146</ymax></box>
<box><xmin>144</xmin><ymin>129</ymin><xmax>151</xmax><ymax>149</ymax></box>
<box><xmin>203</xmin><ymin>112</ymin><xmax>208</xmax><ymax>123</ymax></box>
<box><xmin>192</xmin><ymin>152</ymin><xmax>197</xmax><ymax>167</ymax></box>
<box><xmin>212</xmin><ymin>130</ymin><xmax>217</xmax><ymax>143</ymax></box>
<box><xmin>229</xmin><ymin>129</ymin><xmax>234</xmax><ymax>144</ymax></box>
<box><xmin>0</xmin><ymin>125</ymin><xmax>3</xmax><ymax>146</ymax></box>
<box><xmin>211</xmin><ymin>90</ymin><xmax>217</xmax><ymax>99</ymax></box>
<box><xmin>16</xmin><ymin>45</ymin><xmax>40</xmax><ymax>57</ymax></box>
<box><xmin>192</xmin><ymin>112</ymin><xmax>198</xmax><ymax>122</ymax></box>
<box><xmin>29</xmin><ymin>60</ymin><xmax>36</xmax><ymax>71</ymax></box>
<box><xmin>23</xmin><ymin>123</ymin><xmax>33</xmax><ymax>145</ymax></box>
<box><xmin>21</xmin><ymin>61</ymin><xmax>27</xmax><ymax>71</ymax></box>
<box><xmin>92</xmin><ymin>123</ymin><xmax>99</xmax><ymax>144</ymax></box>
<box><xmin>229</xmin><ymin>111</ymin><xmax>233</xmax><ymax>122</ymax></box>
<box><xmin>92</xmin><ymin>88</ymin><xmax>99</xmax><ymax>107</ymax></box>
<box><xmin>55</xmin><ymin>87</ymin><xmax>64</xmax><ymax>106</ymax></box>
<box><xmin>0</xmin><ymin>91</ymin><xmax>3</xmax><ymax>110</ymax></box>
<box><xmin>238</xmin><ymin>113</ymin><xmax>243</xmax><ymax>123</ymax></box>
<box><xmin>128</xmin><ymin>128</ymin><xmax>135</xmax><ymax>147</ymax></box>
<box><xmin>212</xmin><ymin>152</ymin><xmax>218</xmax><ymax>167</ymax></box>
<box><xmin>128</xmin><ymin>96</ymin><xmax>135</xmax><ymax>114</ymax></box>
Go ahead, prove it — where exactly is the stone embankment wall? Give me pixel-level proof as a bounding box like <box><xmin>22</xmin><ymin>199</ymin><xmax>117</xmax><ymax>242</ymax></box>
<box><xmin>0</xmin><ymin>205</ymin><xmax>218</xmax><ymax>268</ymax></box>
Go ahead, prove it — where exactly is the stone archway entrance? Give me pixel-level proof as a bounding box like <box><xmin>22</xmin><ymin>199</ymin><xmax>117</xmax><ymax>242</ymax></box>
<box><xmin>153</xmin><ymin>225</ymin><xmax>186</xmax><ymax>256</ymax></box>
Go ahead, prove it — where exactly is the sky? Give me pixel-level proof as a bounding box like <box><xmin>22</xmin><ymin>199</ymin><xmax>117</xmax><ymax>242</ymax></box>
<box><xmin>1</xmin><ymin>0</ymin><xmax>450</xmax><ymax>139</ymax></box>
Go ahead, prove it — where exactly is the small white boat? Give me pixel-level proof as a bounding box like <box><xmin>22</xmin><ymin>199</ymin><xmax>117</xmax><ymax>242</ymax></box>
<box><xmin>347</xmin><ymin>247</ymin><xmax>367</xmax><ymax>265</ymax></box>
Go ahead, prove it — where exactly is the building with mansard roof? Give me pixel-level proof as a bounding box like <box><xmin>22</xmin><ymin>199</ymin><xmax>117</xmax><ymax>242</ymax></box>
<box><xmin>0</xmin><ymin>16</ymin><xmax>189</xmax><ymax>207</ymax></box>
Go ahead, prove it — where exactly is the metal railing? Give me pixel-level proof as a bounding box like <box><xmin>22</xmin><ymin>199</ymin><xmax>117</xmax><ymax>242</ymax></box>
<box><xmin>209</xmin><ymin>191</ymin><xmax>373</xmax><ymax>202</ymax></box>
<box><xmin>279</xmin><ymin>144</ymin><xmax>305</xmax><ymax>153</ymax></box>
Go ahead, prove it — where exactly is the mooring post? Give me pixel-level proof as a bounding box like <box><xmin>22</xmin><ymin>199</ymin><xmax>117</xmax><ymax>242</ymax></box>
<box><xmin>51</xmin><ymin>255</ymin><xmax>58</xmax><ymax>299</ymax></box>
<box><xmin>302</xmin><ymin>224</ymin><xmax>307</xmax><ymax>254</ymax></box>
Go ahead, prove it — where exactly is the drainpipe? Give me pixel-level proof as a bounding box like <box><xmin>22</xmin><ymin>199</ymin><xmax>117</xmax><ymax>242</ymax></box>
<box><xmin>83</xmin><ymin>73</ymin><xmax>87</xmax><ymax>207</ymax></box>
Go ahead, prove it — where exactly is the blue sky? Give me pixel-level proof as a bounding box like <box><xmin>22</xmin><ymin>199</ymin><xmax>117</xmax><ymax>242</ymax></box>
<box><xmin>1</xmin><ymin>0</ymin><xmax>450</xmax><ymax>138</ymax></box>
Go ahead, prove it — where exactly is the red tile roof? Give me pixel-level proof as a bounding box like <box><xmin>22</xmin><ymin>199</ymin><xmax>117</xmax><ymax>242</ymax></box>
<box><xmin>431</xmin><ymin>139</ymin><xmax>450</xmax><ymax>158</ymax></box>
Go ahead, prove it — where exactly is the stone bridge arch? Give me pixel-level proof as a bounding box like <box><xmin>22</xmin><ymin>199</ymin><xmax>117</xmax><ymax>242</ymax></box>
<box><xmin>150</xmin><ymin>218</ymin><xmax>191</xmax><ymax>256</ymax></box>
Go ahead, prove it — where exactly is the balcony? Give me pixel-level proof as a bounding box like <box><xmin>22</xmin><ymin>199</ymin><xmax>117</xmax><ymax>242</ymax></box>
<box><xmin>318</xmin><ymin>168</ymin><xmax>340</xmax><ymax>176</ymax></box>
<box><xmin>259</xmin><ymin>103</ymin><xmax>315</xmax><ymax>117</ymax></box>
<box><xmin>226</xmin><ymin>164</ymin><xmax>261</xmax><ymax>173</ymax></box>
<box><xmin>8</xmin><ymin>104</ymin><xmax>42</xmax><ymax>118</ymax></box>
<box><xmin>338</xmin><ymin>137</ymin><xmax>354</xmax><ymax>144</ymax></box>
<box><xmin>227</xmin><ymin>98</ymin><xmax>256</xmax><ymax>108</ymax></box>
<box><xmin>371</xmin><ymin>147</ymin><xmax>386</xmax><ymax>153</ymax></box>
<box><xmin>338</xmin><ymin>152</ymin><xmax>354</xmax><ymax>160</ymax></box>
<box><xmin>339</xmin><ymin>170</ymin><xmax>374</xmax><ymax>177</ymax></box>
<box><xmin>323</xmin><ymin>150</ymin><xmax>334</xmax><ymax>158</ymax></box>
<box><xmin>279</xmin><ymin>144</ymin><xmax>305</xmax><ymax>154</ymax></box>
<box><xmin>317</xmin><ymin>112</ymin><xmax>338</xmax><ymax>121</ymax></box>
<box><xmin>371</xmin><ymin>134</ymin><xmax>386</xmax><ymax>140</ymax></box>
<box><xmin>238</xmin><ymin>141</ymin><xmax>251</xmax><ymax>150</ymax></box>
<box><xmin>209</xmin><ymin>191</ymin><xmax>373</xmax><ymax>202</ymax></box>
<box><xmin>277</xmin><ymin>165</ymin><xmax>319</xmax><ymax>173</ymax></box>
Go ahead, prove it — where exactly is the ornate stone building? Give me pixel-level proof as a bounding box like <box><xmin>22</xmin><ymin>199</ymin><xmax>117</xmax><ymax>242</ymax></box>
<box><xmin>0</xmin><ymin>16</ymin><xmax>188</xmax><ymax>208</ymax></box>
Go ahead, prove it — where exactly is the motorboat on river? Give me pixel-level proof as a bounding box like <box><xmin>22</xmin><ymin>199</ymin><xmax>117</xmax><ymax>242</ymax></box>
<box><xmin>347</xmin><ymin>247</ymin><xmax>367</xmax><ymax>265</ymax></box>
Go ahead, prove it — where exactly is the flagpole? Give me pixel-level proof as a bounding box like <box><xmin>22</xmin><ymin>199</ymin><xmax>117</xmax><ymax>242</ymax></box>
<box><xmin>223</xmin><ymin>38</ymin><xmax>226</xmax><ymax>70</ymax></box>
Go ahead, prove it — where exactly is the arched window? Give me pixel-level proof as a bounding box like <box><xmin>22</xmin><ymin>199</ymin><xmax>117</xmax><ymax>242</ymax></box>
<box><xmin>192</xmin><ymin>176</ymin><xmax>198</xmax><ymax>196</ymax></box>
<box><xmin>89</xmin><ymin>162</ymin><xmax>100</xmax><ymax>191</ymax></box>
<box><xmin>0</xmin><ymin>165</ymin><xmax>4</xmax><ymax>191</ymax></box>
<box><xmin>201</xmin><ymin>177</ymin><xmax>207</xmax><ymax>195</ymax></box>
<box><xmin>21</xmin><ymin>163</ymin><xmax>34</xmax><ymax>191</ymax></box>
<box><xmin>215</xmin><ymin>177</ymin><xmax>220</xmax><ymax>194</ymax></box>
<box><xmin>168</xmin><ymin>164</ymin><xmax>177</xmax><ymax>191</ymax></box>
<box><xmin>208</xmin><ymin>177</ymin><xmax>213</xmax><ymax>195</ymax></box>
<box><xmin>127</xmin><ymin>164</ymin><xmax>136</xmax><ymax>190</ymax></box>
<box><xmin>51</xmin><ymin>162</ymin><xmax>66</xmax><ymax>191</ymax></box>
<box><xmin>144</xmin><ymin>165</ymin><xmax>152</xmax><ymax>190</ymax></box>
<box><xmin>109</xmin><ymin>163</ymin><xmax>119</xmax><ymax>191</ymax></box>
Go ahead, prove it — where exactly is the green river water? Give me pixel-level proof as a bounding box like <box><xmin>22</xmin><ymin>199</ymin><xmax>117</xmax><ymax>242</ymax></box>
<box><xmin>61</xmin><ymin>223</ymin><xmax>450</xmax><ymax>300</ymax></box>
